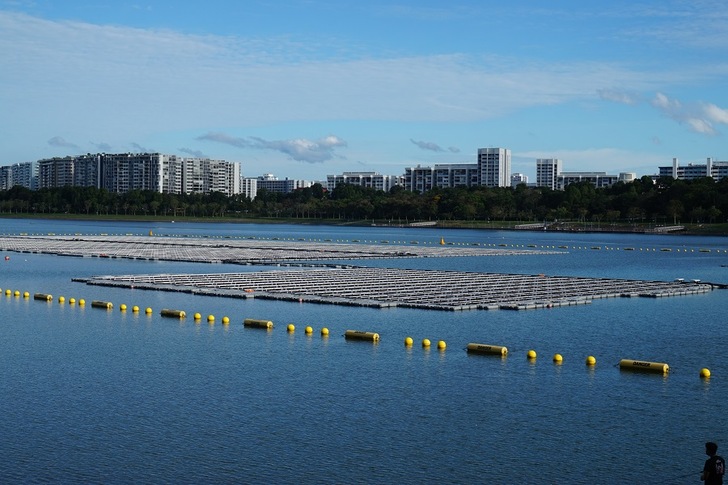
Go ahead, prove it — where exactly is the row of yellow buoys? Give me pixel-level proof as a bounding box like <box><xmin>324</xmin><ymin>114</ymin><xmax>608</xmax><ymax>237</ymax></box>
<box><xmin>3</xmin><ymin>286</ymin><xmax>713</xmax><ymax>378</ymax></box>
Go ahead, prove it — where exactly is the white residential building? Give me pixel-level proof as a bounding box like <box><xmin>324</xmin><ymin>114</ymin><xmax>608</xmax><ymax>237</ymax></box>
<box><xmin>536</xmin><ymin>158</ymin><xmax>563</xmax><ymax>189</ymax></box>
<box><xmin>326</xmin><ymin>171</ymin><xmax>401</xmax><ymax>192</ymax></box>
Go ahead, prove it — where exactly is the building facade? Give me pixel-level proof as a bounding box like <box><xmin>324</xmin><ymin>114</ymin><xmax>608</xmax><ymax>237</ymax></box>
<box><xmin>511</xmin><ymin>173</ymin><xmax>528</xmax><ymax>185</ymax></box>
<box><xmin>556</xmin><ymin>172</ymin><xmax>635</xmax><ymax>190</ymax></box>
<box><xmin>478</xmin><ymin>147</ymin><xmax>511</xmax><ymax>188</ymax></box>
<box><xmin>536</xmin><ymin>158</ymin><xmax>563</xmax><ymax>189</ymax></box>
<box><xmin>658</xmin><ymin>157</ymin><xmax>728</xmax><ymax>181</ymax></box>
<box><xmin>0</xmin><ymin>162</ymin><xmax>38</xmax><ymax>190</ymax></box>
<box><xmin>403</xmin><ymin>147</ymin><xmax>511</xmax><ymax>192</ymax></box>
<box><xmin>31</xmin><ymin>153</ymin><xmax>241</xmax><ymax>195</ymax></box>
<box><xmin>326</xmin><ymin>172</ymin><xmax>401</xmax><ymax>193</ymax></box>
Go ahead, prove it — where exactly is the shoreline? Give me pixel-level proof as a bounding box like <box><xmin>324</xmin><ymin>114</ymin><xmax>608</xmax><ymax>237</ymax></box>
<box><xmin>1</xmin><ymin>213</ymin><xmax>726</xmax><ymax>237</ymax></box>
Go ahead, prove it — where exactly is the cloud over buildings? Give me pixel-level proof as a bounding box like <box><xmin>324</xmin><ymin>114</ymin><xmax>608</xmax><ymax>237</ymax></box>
<box><xmin>47</xmin><ymin>136</ymin><xmax>80</xmax><ymax>150</ymax></box>
<box><xmin>198</xmin><ymin>132</ymin><xmax>347</xmax><ymax>163</ymax></box>
<box><xmin>410</xmin><ymin>139</ymin><xmax>460</xmax><ymax>153</ymax></box>
<box><xmin>651</xmin><ymin>92</ymin><xmax>728</xmax><ymax>135</ymax></box>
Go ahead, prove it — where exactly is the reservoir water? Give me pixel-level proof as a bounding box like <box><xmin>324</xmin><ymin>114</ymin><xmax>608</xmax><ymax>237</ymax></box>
<box><xmin>1</xmin><ymin>219</ymin><xmax>727</xmax><ymax>484</ymax></box>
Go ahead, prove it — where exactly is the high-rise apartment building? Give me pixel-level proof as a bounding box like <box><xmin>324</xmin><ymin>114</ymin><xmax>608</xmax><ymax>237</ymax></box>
<box><xmin>38</xmin><ymin>156</ymin><xmax>75</xmax><ymax>189</ymax></box>
<box><xmin>326</xmin><ymin>172</ymin><xmax>401</xmax><ymax>193</ymax></box>
<box><xmin>32</xmin><ymin>153</ymin><xmax>241</xmax><ymax>195</ymax></box>
<box><xmin>536</xmin><ymin>158</ymin><xmax>563</xmax><ymax>189</ymax></box>
<box><xmin>478</xmin><ymin>147</ymin><xmax>511</xmax><ymax>188</ymax></box>
<box><xmin>403</xmin><ymin>147</ymin><xmax>512</xmax><ymax>192</ymax></box>
<box><xmin>0</xmin><ymin>161</ymin><xmax>38</xmax><ymax>190</ymax></box>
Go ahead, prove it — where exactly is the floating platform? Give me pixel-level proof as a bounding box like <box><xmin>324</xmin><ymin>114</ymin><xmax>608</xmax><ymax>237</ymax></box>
<box><xmin>0</xmin><ymin>234</ymin><xmax>558</xmax><ymax>263</ymax></box>
<box><xmin>75</xmin><ymin>267</ymin><xmax>713</xmax><ymax>312</ymax></box>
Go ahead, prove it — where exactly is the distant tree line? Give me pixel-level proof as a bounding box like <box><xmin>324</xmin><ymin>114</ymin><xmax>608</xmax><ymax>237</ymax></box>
<box><xmin>1</xmin><ymin>176</ymin><xmax>727</xmax><ymax>225</ymax></box>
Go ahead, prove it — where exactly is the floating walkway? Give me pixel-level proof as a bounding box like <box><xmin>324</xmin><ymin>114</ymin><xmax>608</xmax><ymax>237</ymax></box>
<box><xmin>75</xmin><ymin>267</ymin><xmax>713</xmax><ymax>312</ymax></box>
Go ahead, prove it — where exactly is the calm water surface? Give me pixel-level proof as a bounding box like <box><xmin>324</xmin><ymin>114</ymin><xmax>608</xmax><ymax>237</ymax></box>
<box><xmin>1</xmin><ymin>219</ymin><xmax>727</xmax><ymax>484</ymax></box>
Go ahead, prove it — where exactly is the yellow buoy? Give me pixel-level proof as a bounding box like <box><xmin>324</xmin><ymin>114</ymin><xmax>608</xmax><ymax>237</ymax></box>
<box><xmin>58</xmin><ymin>296</ymin><xmax>65</xmax><ymax>303</ymax></box>
<box><xmin>69</xmin><ymin>298</ymin><xmax>76</xmax><ymax>305</ymax></box>
<box><xmin>305</xmin><ymin>326</ymin><xmax>313</xmax><ymax>334</ymax></box>
<box><xmin>345</xmin><ymin>330</ymin><xmax>380</xmax><ymax>342</ymax></box>
<box><xmin>619</xmin><ymin>359</ymin><xmax>669</xmax><ymax>374</ymax></box>
<box><xmin>287</xmin><ymin>323</ymin><xmax>295</xmax><ymax>333</ymax></box>
<box><xmin>5</xmin><ymin>289</ymin><xmax>10</xmax><ymax>296</ymax></box>
<box><xmin>160</xmin><ymin>309</ymin><xmax>186</xmax><ymax>318</ymax></box>
<box><xmin>207</xmin><ymin>314</ymin><xmax>215</xmax><ymax>323</ymax></box>
<box><xmin>466</xmin><ymin>343</ymin><xmax>508</xmax><ymax>356</ymax></box>
<box><xmin>553</xmin><ymin>353</ymin><xmax>563</xmax><ymax>364</ymax></box>
<box><xmin>437</xmin><ymin>340</ymin><xmax>447</xmax><ymax>350</ymax></box>
<box><xmin>404</xmin><ymin>336</ymin><xmax>413</xmax><ymax>346</ymax></box>
<box><xmin>321</xmin><ymin>327</ymin><xmax>329</xmax><ymax>336</ymax></box>
<box><xmin>79</xmin><ymin>299</ymin><xmax>86</xmax><ymax>306</ymax></box>
<box><xmin>132</xmin><ymin>305</ymin><xmax>139</xmax><ymax>313</ymax></box>
<box><xmin>527</xmin><ymin>349</ymin><xmax>537</xmax><ymax>359</ymax></box>
<box><xmin>33</xmin><ymin>293</ymin><xmax>53</xmax><ymax>301</ymax></box>
<box><xmin>23</xmin><ymin>291</ymin><xmax>29</xmax><ymax>298</ymax></box>
<box><xmin>222</xmin><ymin>316</ymin><xmax>230</xmax><ymax>325</ymax></box>
<box><xmin>145</xmin><ymin>307</ymin><xmax>152</xmax><ymax>314</ymax></box>
<box><xmin>586</xmin><ymin>355</ymin><xmax>596</xmax><ymax>366</ymax></box>
<box><xmin>120</xmin><ymin>304</ymin><xmax>127</xmax><ymax>311</ymax></box>
<box><xmin>700</xmin><ymin>368</ymin><xmax>711</xmax><ymax>378</ymax></box>
<box><xmin>193</xmin><ymin>312</ymin><xmax>201</xmax><ymax>320</ymax></box>
<box><xmin>422</xmin><ymin>338</ymin><xmax>431</xmax><ymax>348</ymax></box>
<box><xmin>14</xmin><ymin>290</ymin><xmax>20</xmax><ymax>297</ymax></box>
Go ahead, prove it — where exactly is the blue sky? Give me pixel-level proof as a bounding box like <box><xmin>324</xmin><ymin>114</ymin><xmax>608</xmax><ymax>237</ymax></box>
<box><xmin>1</xmin><ymin>0</ymin><xmax>727</xmax><ymax>182</ymax></box>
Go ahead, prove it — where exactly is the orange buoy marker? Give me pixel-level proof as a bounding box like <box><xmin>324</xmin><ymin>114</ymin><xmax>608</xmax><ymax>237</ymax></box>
<box><xmin>244</xmin><ymin>318</ymin><xmax>273</xmax><ymax>329</ymax></box>
<box><xmin>619</xmin><ymin>359</ymin><xmax>669</xmax><ymax>374</ymax></box>
<box><xmin>466</xmin><ymin>343</ymin><xmax>508</xmax><ymax>356</ymax></box>
<box><xmin>345</xmin><ymin>330</ymin><xmax>380</xmax><ymax>342</ymax></box>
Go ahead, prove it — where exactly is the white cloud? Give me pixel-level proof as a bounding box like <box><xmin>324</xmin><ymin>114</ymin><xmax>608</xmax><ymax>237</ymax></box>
<box><xmin>704</xmin><ymin>103</ymin><xmax>728</xmax><ymax>124</ymax></box>
<box><xmin>650</xmin><ymin>92</ymin><xmax>728</xmax><ymax>135</ymax></box>
<box><xmin>0</xmin><ymin>10</ymin><xmax>709</xmax><ymax>137</ymax></box>
<box><xmin>47</xmin><ymin>136</ymin><xmax>80</xmax><ymax>150</ymax></box>
<box><xmin>198</xmin><ymin>132</ymin><xmax>347</xmax><ymax>163</ymax></box>
<box><xmin>597</xmin><ymin>88</ymin><xmax>640</xmax><ymax>105</ymax></box>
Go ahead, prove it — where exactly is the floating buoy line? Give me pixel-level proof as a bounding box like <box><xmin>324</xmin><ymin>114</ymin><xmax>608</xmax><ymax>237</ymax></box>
<box><xmin>0</xmin><ymin>284</ymin><xmax>717</xmax><ymax>381</ymax></box>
